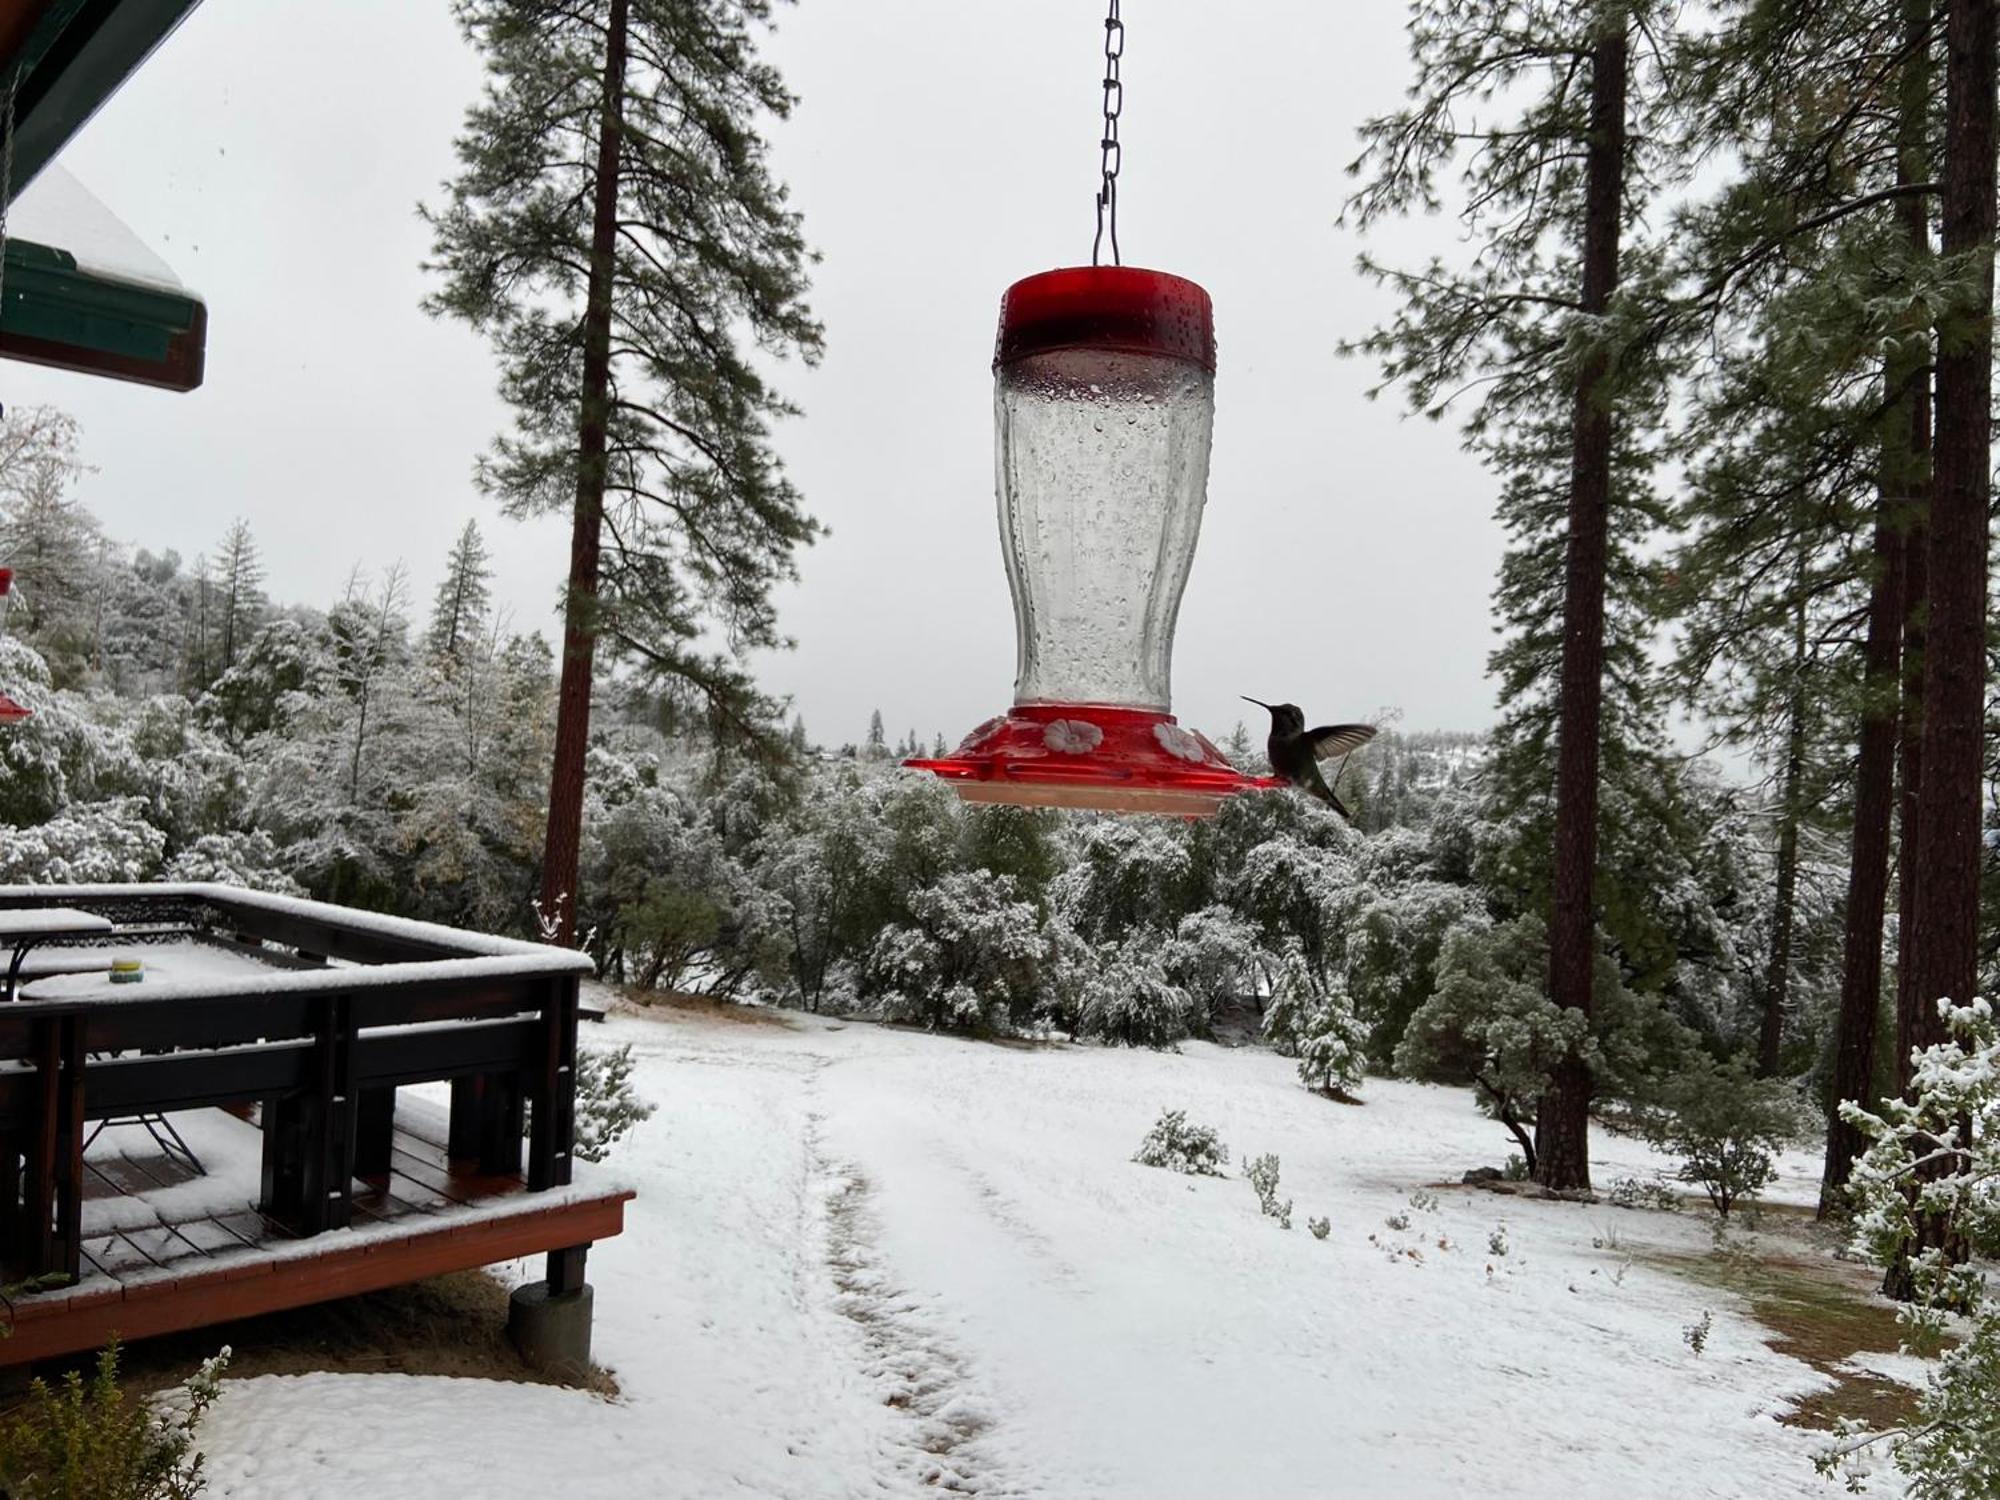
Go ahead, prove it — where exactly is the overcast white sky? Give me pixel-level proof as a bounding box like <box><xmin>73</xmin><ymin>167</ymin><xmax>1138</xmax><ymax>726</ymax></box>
<box><xmin>4</xmin><ymin>0</ymin><xmax>1504</xmax><ymax>749</ymax></box>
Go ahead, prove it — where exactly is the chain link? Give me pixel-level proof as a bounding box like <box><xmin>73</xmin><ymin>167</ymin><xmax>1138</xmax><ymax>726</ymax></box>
<box><xmin>0</xmin><ymin>65</ymin><xmax>20</xmax><ymax>404</ymax></box>
<box><xmin>1091</xmin><ymin>0</ymin><xmax>1123</xmax><ymax>267</ymax></box>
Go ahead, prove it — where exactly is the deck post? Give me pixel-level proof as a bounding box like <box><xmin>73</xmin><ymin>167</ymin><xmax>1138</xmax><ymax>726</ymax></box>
<box><xmin>354</xmin><ymin>1087</ymin><xmax>396</xmax><ymax>1182</ymax></box>
<box><xmin>52</xmin><ymin>1016</ymin><xmax>83</xmax><ymax>1283</ymax></box>
<box><xmin>24</xmin><ymin>1018</ymin><xmax>59</xmax><ymax>1276</ymax></box>
<box><xmin>528</xmin><ymin>976</ymin><xmax>579</xmax><ymax>1191</ymax></box>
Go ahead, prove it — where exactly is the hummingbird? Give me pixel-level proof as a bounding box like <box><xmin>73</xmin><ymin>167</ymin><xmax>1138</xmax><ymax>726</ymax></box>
<box><xmin>1241</xmin><ymin>697</ymin><xmax>1377</xmax><ymax>819</ymax></box>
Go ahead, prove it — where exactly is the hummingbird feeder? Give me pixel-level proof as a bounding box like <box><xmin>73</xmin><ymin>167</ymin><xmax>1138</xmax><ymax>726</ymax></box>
<box><xmin>906</xmin><ymin>1</ymin><xmax>1277</xmax><ymax>817</ymax></box>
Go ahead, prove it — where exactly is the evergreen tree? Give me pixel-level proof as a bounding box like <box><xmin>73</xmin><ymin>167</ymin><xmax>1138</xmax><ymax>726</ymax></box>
<box><xmin>1893</xmin><ymin>0</ymin><xmax>1996</xmax><ymax>1299</ymax></box>
<box><xmin>1345</xmin><ymin>0</ymin><xmax>1681</xmax><ymax>1189</ymax></box>
<box><xmin>424</xmin><ymin>0</ymin><xmax>822</xmax><ymax>943</ymax></box>
<box><xmin>213</xmin><ymin>518</ymin><xmax>265</xmax><ymax>675</ymax></box>
<box><xmin>426</xmin><ymin>518</ymin><xmax>494</xmax><ymax>668</ymax></box>
<box><xmin>0</xmin><ymin>406</ymin><xmax>100</xmax><ymax>685</ymax></box>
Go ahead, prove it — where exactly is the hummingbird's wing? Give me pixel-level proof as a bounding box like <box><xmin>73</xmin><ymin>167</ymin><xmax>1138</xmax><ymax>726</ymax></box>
<box><xmin>1306</xmin><ymin>724</ymin><xmax>1376</xmax><ymax>762</ymax></box>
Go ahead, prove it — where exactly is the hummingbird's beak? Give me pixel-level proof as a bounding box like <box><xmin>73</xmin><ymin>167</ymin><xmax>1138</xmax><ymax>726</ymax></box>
<box><xmin>1241</xmin><ymin>695</ymin><xmax>1270</xmax><ymax>710</ymax></box>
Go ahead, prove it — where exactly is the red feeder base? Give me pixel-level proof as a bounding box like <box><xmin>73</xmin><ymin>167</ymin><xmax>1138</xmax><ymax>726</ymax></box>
<box><xmin>0</xmin><ymin>694</ymin><xmax>29</xmax><ymax>727</ymax></box>
<box><xmin>906</xmin><ymin>704</ymin><xmax>1281</xmax><ymax>817</ymax></box>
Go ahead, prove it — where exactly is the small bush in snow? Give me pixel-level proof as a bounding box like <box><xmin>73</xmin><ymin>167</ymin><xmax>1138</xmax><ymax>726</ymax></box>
<box><xmin>1682</xmin><ymin>1310</ymin><xmax>1712</xmax><ymax>1356</ymax></box>
<box><xmin>1408</xmin><ymin>1189</ymin><xmax>1440</xmax><ymax>1214</ymax></box>
<box><xmin>1385</xmin><ymin>1211</ymin><xmax>1412</xmax><ymax>1232</ymax></box>
<box><xmin>1606</xmin><ymin>1176</ymin><xmax>1680</xmax><ymax>1213</ymax></box>
<box><xmin>1502</xmin><ymin>1153</ymin><xmax>1529</xmax><ymax>1182</ymax></box>
<box><xmin>1487</xmin><ymin>1226</ymin><xmax>1509</xmax><ymax>1257</ymax></box>
<box><xmin>1639</xmin><ymin>1057</ymin><xmax>1796</xmax><ymax>1219</ymax></box>
<box><xmin>1131</xmin><ymin>1109</ymin><xmax>1228</xmax><ymax>1177</ymax></box>
<box><xmin>1244</xmin><ymin>1153</ymin><xmax>1291</xmax><ymax>1229</ymax></box>
<box><xmin>1308</xmin><ymin>1215</ymin><xmax>1330</xmax><ymax>1240</ymax></box>
<box><xmin>569</xmin><ymin>1044</ymin><xmax>655</xmax><ymax>1163</ymax></box>
<box><xmin>0</xmin><ymin>1339</ymin><xmax>228</xmax><ymax>1499</ymax></box>
<box><xmin>1823</xmin><ymin>998</ymin><xmax>2000</xmax><ymax>1496</ymax></box>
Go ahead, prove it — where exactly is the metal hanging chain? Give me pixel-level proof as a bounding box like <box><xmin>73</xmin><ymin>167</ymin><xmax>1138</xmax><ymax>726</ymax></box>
<box><xmin>0</xmin><ymin>67</ymin><xmax>20</xmax><ymax>366</ymax></box>
<box><xmin>1091</xmin><ymin>0</ymin><xmax>1124</xmax><ymax>267</ymax></box>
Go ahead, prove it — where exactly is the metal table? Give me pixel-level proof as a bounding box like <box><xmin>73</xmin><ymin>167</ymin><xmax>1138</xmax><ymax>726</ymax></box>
<box><xmin>0</xmin><ymin>908</ymin><xmax>114</xmax><ymax>1002</ymax></box>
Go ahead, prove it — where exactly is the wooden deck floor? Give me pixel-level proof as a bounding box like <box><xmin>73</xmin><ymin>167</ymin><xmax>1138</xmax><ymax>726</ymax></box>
<box><xmin>3</xmin><ymin>1101</ymin><xmax>632</xmax><ymax>1365</ymax></box>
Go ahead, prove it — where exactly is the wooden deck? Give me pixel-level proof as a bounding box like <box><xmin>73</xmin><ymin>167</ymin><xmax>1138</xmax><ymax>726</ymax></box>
<box><xmin>0</xmin><ymin>1101</ymin><xmax>633</xmax><ymax>1366</ymax></box>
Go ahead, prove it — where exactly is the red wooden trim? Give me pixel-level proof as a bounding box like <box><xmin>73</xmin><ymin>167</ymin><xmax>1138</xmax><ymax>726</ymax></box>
<box><xmin>0</xmin><ymin>1190</ymin><xmax>632</xmax><ymax>1365</ymax></box>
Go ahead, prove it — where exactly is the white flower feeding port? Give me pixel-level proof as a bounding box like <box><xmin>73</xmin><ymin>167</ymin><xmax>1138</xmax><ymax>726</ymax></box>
<box><xmin>905</xmin><ymin>267</ymin><xmax>1279</xmax><ymax>817</ymax></box>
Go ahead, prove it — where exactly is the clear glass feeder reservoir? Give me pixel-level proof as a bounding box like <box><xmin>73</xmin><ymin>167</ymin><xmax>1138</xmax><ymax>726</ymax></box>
<box><xmin>909</xmin><ymin>267</ymin><xmax>1278</xmax><ymax>815</ymax></box>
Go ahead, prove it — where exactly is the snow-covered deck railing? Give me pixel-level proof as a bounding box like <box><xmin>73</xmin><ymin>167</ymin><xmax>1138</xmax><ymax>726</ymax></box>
<box><xmin>0</xmin><ymin>885</ymin><xmax>595</xmax><ymax>1285</ymax></box>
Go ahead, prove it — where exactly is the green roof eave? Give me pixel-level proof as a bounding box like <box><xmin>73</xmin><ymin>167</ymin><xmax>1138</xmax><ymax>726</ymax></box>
<box><xmin>0</xmin><ymin>236</ymin><xmax>204</xmax><ymax>389</ymax></box>
<box><xmin>4</xmin><ymin>0</ymin><xmax>205</xmax><ymax>200</ymax></box>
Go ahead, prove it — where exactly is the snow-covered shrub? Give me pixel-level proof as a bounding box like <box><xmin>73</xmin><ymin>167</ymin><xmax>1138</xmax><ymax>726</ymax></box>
<box><xmin>570</xmin><ymin>1044</ymin><xmax>655</xmax><ymax>1163</ymax></box>
<box><xmin>1052</xmin><ymin>820</ymin><xmax>1196</xmax><ymax>942</ymax></box>
<box><xmin>1071</xmin><ymin>936</ymin><xmax>1201</xmax><ymax>1048</ymax></box>
<box><xmin>1844</xmin><ymin>997</ymin><xmax>2000</xmax><ymax>1322</ymax></box>
<box><xmin>0</xmin><ymin>797</ymin><xmax>164</xmax><ymax>884</ymax></box>
<box><xmin>1244</xmin><ymin>1153</ymin><xmax>1291</xmax><ymax>1229</ymax></box>
<box><xmin>865</xmin><ymin>871</ymin><xmax>1044</xmax><ymax>1034</ymax></box>
<box><xmin>1682</xmin><ymin>1310</ymin><xmax>1712</xmax><ymax>1357</ymax></box>
<box><xmin>0</xmin><ymin>1339</ymin><xmax>229</xmax><ymax>1499</ymax></box>
<box><xmin>1487</xmin><ymin>1226</ymin><xmax>1509</xmax><ymax>1257</ymax></box>
<box><xmin>1395</xmin><ymin>916</ymin><xmax>1689</xmax><ymax>1178</ymax></box>
<box><xmin>1606</xmin><ymin>1175</ymin><xmax>1679</xmax><ymax>1212</ymax></box>
<box><xmin>1131</xmin><ymin>1109</ymin><xmax>1228</xmax><ymax>1177</ymax></box>
<box><xmin>1308</xmin><ymin>1215</ymin><xmax>1330</xmax><ymax>1240</ymax></box>
<box><xmin>163</xmin><ymin>830</ymin><xmax>303</xmax><ymax>895</ymax></box>
<box><xmin>1292</xmin><ymin>971</ymin><xmax>1369</xmax><ymax>1099</ymax></box>
<box><xmin>1638</xmin><ymin>1057</ymin><xmax>1796</xmax><ymax>1219</ymax></box>
<box><xmin>1161</xmin><ymin>904</ymin><xmax>1265</xmax><ymax>1024</ymax></box>
<box><xmin>1340</xmin><ymin>874</ymin><xmax>1487</xmax><ymax>1067</ymax></box>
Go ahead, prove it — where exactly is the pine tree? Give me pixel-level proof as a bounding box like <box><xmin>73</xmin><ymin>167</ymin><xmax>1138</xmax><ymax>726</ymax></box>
<box><xmin>0</xmin><ymin>406</ymin><xmax>101</xmax><ymax>685</ymax></box>
<box><xmin>424</xmin><ymin>0</ymin><xmax>822</xmax><ymax>944</ymax></box>
<box><xmin>1345</xmin><ymin>0</ymin><xmax>1681</xmax><ymax>1189</ymax></box>
<box><xmin>1891</xmin><ymin>0</ymin><xmax>1996</xmax><ymax>1299</ymax></box>
<box><xmin>213</xmin><ymin>518</ymin><xmax>264</xmax><ymax>675</ymax></box>
<box><xmin>426</xmin><ymin>518</ymin><xmax>494</xmax><ymax>668</ymax></box>
<box><xmin>331</xmin><ymin>564</ymin><xmax>412</xmax><ymax>805</ymax></box>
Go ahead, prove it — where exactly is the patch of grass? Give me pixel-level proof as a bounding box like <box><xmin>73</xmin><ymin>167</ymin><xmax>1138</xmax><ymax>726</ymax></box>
<box><xmin>622</xmin><ymin>988</ymin><xmax>793</xmax><ymax>1026</ymax></box>
<box><xmin>1648</xmin><ymin>1250</ymin><xmax>1924</xmax><ymax>1432</ymax></box>
<box><xmin>74</xmin><ymin>1270</ymin><xmax>617</xmax><ymax>1406</ymax></box>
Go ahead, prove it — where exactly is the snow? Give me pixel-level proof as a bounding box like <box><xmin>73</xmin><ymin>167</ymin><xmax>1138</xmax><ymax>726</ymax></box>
<box><xmin>60</xmin><ymin>1098</ymin><xmax>631</xmax><ymax>1300</ymax></box>
<box><xmin>0</xmin><ymin>885</ymin><xmax>591</xmax><ymax>1004</ymax></box>
<box><xmin>0</xmin><ymin>907</ymin><xmax>114</xmax><ymax>942</ymax></box>
<box><xmin>21</xmin><ymin>938</ymin><xmax>275</xmax><ymax>997</ymax></box>
<box><xmin>189</xmin><ymin>1008</ymin><xmax>1873</xmax><ymax>1499</ymax></box>
<box><xmin>0</xmin><ymin>883</ymin><xmax>585</xmax><ymax>963</ymax></box>
<box><xmin>7</xmin><ymin>165</ymin><xmax>193</xmax><ymax>296</ymax></box>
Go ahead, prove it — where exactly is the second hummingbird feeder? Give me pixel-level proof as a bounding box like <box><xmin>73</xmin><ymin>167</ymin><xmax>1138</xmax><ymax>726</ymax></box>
<box><xmin>905</xmin><ymin>267</ymin><xmax>1278</xmax><ymax>817</ymax></box>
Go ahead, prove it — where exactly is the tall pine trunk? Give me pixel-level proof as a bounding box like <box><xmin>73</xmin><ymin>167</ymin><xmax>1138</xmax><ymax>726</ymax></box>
<box><xmin>1824</xmin><ymin>13</ymin><xmax>1929</xmax><ymax>1211</ymax></box>
<box><xmin>1888</xmin><ymin>0</ymin><xmax>1993</xmax><ymax>1300</ymax></box>
<box><xmin>1759</xmin><ymin>583</ymin><xmax>1809</xmax><ymax>1077</ymax></box>
<box><xmin>538</xmin><ymin>0</ymin><xmax>630</xmax><ymax>948</ymax></box>
<box><xmin>1535</xmin><ymin>19</ymin><xmax>1628</xmax><ymax>1193</ymax></box>
<box><xmin>1821</xmin><ymin>463</ymin><xmax>1909</xmax><ymax>1208</ymax></box>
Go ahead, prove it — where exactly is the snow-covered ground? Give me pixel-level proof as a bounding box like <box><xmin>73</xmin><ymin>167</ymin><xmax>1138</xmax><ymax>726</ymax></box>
<box><xmin>198</xmin><ymin>1004</ymin><xmax>1875</xmax><ymax>1499</ymax></box>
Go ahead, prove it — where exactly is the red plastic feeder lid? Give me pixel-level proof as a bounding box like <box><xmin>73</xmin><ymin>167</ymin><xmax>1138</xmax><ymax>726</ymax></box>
<box><xmin>906</xmin><ymin>704</ymin><xmax>1279</xmax><ymax>818</ymax></box>
<box><xmin>0</xmin><ymin>693</ymin><xmax>30</xmax><ymax>726</ymax></box>
<box><xmin>995</xmin><ymin>266</ymin><xmax>1215</xmax><ymax>373</ymax></box>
